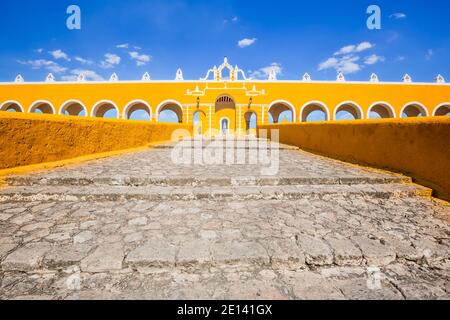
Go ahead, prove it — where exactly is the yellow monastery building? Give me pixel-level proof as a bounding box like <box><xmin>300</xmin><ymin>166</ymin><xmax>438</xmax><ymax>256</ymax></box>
<box><xmin>0</xmin><ymin>58</ymin><xmax>449</xmax><ymax>137</ymax></box>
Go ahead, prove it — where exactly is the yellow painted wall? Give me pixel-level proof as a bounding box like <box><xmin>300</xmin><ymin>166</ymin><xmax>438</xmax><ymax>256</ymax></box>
<box><xmin>1</xmin><ymin>81</ymin><xmax>449</xmax><ymax>136</ymax></box>
<box><xmin>259</xmin><ymin>117</ymin><xmax>450</xmax><ymax>201</ymax></box>
<box><xmin>0</xmin><ymin>112</ymin><xmax>191</xmax><ymax>170</ymax></box>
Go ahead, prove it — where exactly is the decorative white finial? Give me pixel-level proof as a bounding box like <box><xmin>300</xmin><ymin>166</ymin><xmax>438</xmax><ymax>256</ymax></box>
<box><xmin>435</xmin><ymin>74</ymin><xmax>445</xmax><ymax>83</ymax></box>
<box><xmin>302</xmin><ymin>73</ymin><xmax>311</xmax><ymax>82</ymax></box>
<box><xmin>46</xmin><ymin>73</ymin><xmax>55</xmax><ymax>82</ymax></box>
<box><xmin>268</xmin><ymin>68</ymin><xmax>277</xmax><ymax>81</ymax></box>
<box><xmin>402</xmin><ymin>74</ymin><xmax>412</xmax><ymax>83</ymax></box>
<box><xmin>77</xmin><ymin>73</ymin><xmax>86</xmax><ymax>82</ymax></box>
<box><xmin>370</xmin><ymin>73</ymin><xmax>379</xmax><ymax>83</ymax></box>
<box><xmin>336</xmin><ymin>72</ymin><xmax>345</xmax><ymax>82</ymax></box>
<box><xmin>15</xmin><ymin>74</ymin><xmax>24</xmax><ymax>83</ymax></box>
<box><xmin>175</xmin><ymin>68</ymin><xmax>184</xmax><ymax>81</ymax></box>
<box><xmin>109</xmin><ymin>73</ymin><xmax>119</xmax><ymax>82</ymax></box>
<box><xmin>142</xmin><ymin>72</ymin><xmax>151</xmax><ymax>81</ymax></box>
<box><xmin>224</xmin><ymin>57</ymin><xmax>228</xmax><ymax>64</ymax></box>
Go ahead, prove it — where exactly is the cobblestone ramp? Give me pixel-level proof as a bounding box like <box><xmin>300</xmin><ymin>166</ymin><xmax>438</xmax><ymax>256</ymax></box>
<box><xmin>0</xmin><ymin>139</ymin><xmax>449</xmax><ymax>300</ymax></box>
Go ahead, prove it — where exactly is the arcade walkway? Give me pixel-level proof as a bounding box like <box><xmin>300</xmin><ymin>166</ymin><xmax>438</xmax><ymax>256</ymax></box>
<box><xmin>0</xmin><ymin>140</ymin><xmax>449</xmax><ymax>299</ymax></box>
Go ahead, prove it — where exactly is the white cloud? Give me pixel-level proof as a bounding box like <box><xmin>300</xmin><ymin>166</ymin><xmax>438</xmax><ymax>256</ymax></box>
<box><xmin>238</xmin><ymin>38</ymin><xmax>257</xmax><ymax>48</ymax></box>
<box><xmin>75</xmin><ymin>56</ymin><xmax>93</xmax><ymax>65</ymax></box>
<box><xmin>364</xmin><ymin>54</ymin><xmax>385</xmax><ymax>65</ymax></box>
<box><xmin>100</xmin><ymin>53</ymin><xmax>121</xmax><ymax>68</ymax></box>
<box><xmin>129</xmin><ymin>51</ymin><xmax>151</xmax><ymax>66</ymax></box>
<box><xmin>318</xmin><ymin>57</ymin><xmax>338</xmax><ymax>70</ymax></box>
<box><xmin>319</xmin><ymin>55</ymin><xmax>362</xmax><ymax>74</ymax></box>
<box><xmin>396</xmin><ymin>56</ymin><xmax>406</xmax><ymax>61</ymax></box>
<box><xmin>232</xmin><ymin>16</ymin><xmax>239</xmax><ymax>22</ymax></box>
<box><xmin>426</xmin><ymin>49</ymin><xmax>433</xmax><ymax>60</ymax></box>
<box><xmin>249</xmin><ymin>63</ymin><xmax>282</xmax><ymax>79</ymax></box>
<box><xmin>116</xmin><ymin>43</ymin><xmax>129</xmax><ymax>49</ymax></box>
<box><xmin>390</xmin><ymin>13</ymin><xmax>407</xmax><ymax>19</ymax></box>
<box><xmin>334</xmin><ymin>42</ymin><xmax>374</xmax><ymax>55</ymax></box>
<box><xmin>320</xmin><ymin>42</ymin><xmax>381</xmax><ymax>74</ymax></box>
<box><xmin>134</xmin><ymin>46</ymin><xmax>142</xmax><ymax>50</ymax></box>
<box><xmin>356</xmin><ymin>42</ymin><xmax>374</xmax><ymax>52</ymax></box>
<box><xmin>34</xmin><ymin>48</ymin><xmax>43</xmax><ymax>53</ymax></box>
<box><xmin>18</xmin><ymin>59</ymin><xmax>67</xmax><ymax>74</ymax></box>
<box><xmin>62</xmin><ymin>69</ymin><xmax>104</xmax><ymax>81</ymax></box>
<box><xmin>334</xmin><ymin>45</ymin><xmax>356</xmax><ymax>56</ymax></box>
<box><xmin>49</xmin><ymin>49</ymin><xmax>70</xmax><ymax>61</ymax></box>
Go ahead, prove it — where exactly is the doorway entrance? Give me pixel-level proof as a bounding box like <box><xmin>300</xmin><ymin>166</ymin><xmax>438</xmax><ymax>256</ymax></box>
<box><xmin>215</xmin><ymin>94</ymin><xmax>236</xmax><ymax>136</ymax></box>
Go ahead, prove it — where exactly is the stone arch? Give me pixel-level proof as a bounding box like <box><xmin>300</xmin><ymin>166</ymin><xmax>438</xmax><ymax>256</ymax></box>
<box><xmin>123</xmin><ymin>100</ymin><xmax>152</xmax><ymax>120</ymax></box>
<box><xmin>433</xmin><ymin>103</ymin><xmax>450</xmax><ymax>117</ymax></box>
<box><xmin>91</xmin><ymin>100</ymin><xmax>119</xmax><ymax>118</ymax></box>
<box><xmin>193</xmin><ymin>110</ymin><xmax>207</xmax><ymax>136</ymax></box>
<box><xmin>29</xmin><ymin>100</ymin><xmax>55</xmax><ymax>114</ymax></box>
<box><xmin>300</xmin><ymin>101</ymin><xmax>329</xmax><ymax>122</ymax></box>
<box><xmin>215</xmin><ymin>94</ymin><xmax>236</xmax><ymax>112</ymax></box>
<box><xmin>60</xmin><ymin>100</ymin><xmax>87</xmax><ymax>116</ymax></box>
<box><xmin>244</xmin><ymin>110</ymin><xmax>258</xmax><ymax>135</ymax></box>
<box><xmin>0</xmin><ymin>100</ymin><xmax>24</xmax><ymax>112</ymax></box>
<box><xmin>268</xmin><ymin>100</ymin><xmax>296</xmax><ymax>123</ymax></box>
<box><xmin>334</xmin><ymin>101</ymin><xmax>363</xmax><ymax>120</ymax></box>
<box><xmin>401</xmin><ymin>102</ymin><xmax>428</xmax><ymax>118</ymax></box>
<box><xmin>156</xmin><ymin>100</ymin><xmax>183</xmax><ymax>123</ymax></box>
<box><xmin>367</xmin><ymin>102</ymin><xmax>396</xmax><ymax>119</ymax></box>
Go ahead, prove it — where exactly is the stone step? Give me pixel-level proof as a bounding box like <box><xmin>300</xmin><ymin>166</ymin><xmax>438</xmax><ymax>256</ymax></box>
<box><xmin>5</xmin><ymin>175</ymin><xmax>412</xmax><ymax>187</ymax></box>
<box><xmin>2</xmin><ymin>235</ymin><xmax>446</xmax><ymax>275</ymax></box>
<box><xmin>152</xmin><ymin>139</ymin><xmax>299</xmax><ymax>150</ymax></box>
<box><xmin>0</xmin><ymin>183</ymin><xmax>432</xmax><ymax>202</ymax></box>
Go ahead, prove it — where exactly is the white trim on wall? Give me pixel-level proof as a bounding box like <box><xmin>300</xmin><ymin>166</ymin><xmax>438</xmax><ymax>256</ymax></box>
<box><xmin>29</xmin><ymin>100</ymin><xmax>56</xmax><ymax>114</ymax></box>
<box><xmin>268</xmin><ymin>100</ymin><xmax>297</xmax><ymax>122</ymax></box>
<box><xmin>91</xmin><ymin>100</ymin><xmax>120</xmax><ymax>118</ymax></box>
<box><xmin>300</xmin><ymin>100</ymin><xmax>330</xmax><ymax>122</ymax></box>
<box><xmin>0</xmin><ymin>100</ymin><xmax>24</xmax><ymax>112</ymax></box>
<box><xmin>59</xmin><ymin>99</ymin><xmax>88</xmax><ymax>116</ymax></box>
<box><xmin>433</xmin><ymin>102</ymin><xmax>450</xmax><ymax>116</ymax></box>
<box><xmin>123</xmin><ymin>99</ymin><xmax>152</xmax><ymax>120</ymax></box>
<box><xmin>155</xmin><ymin>99</ymin><xmax>184</xmax><ymax>122</ymax></box>
<box><xmin>334</xmin><ymin>101</ymin><xmax>364</xmax><ymax>120</ymax></box>
<box><xmin>367</xmin><ymin>101</ymin><xmax>396</xmax><ymax>119</ymax></box>
<box><xmin>400</xmin><ymin>101</ymin><xmax>429</xmax><ymax>117</ymax></box>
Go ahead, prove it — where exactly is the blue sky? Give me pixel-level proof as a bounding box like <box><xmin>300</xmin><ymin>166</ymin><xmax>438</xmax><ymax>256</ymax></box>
<box><xmin>0</xmin><ymin>0</ymin><xmax>449</xmax><ymax>83</ymax></box>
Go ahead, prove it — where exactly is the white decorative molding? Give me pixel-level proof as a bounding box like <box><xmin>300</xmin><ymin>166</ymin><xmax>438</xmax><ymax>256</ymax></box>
<box><xmin>142</xmin><ymin>72</ymin><xmax>151</xmax><ymax>81</ymax></box>
<box><xmin>175</xmin><ymin>68</ymin><xmax>184</xmax><ymax>81</ymax></box>
<box><xmin>402</xmin><ymin>74</ymin><xmax>412</xmax><ymax>83</ymax></box>
<box><xmin>77</xmin><ymin>73</ymin><xmax>86</xmax><ymax>82</ymax></box>
<box><xmin>201</xmin><ymin>57</ymin><xmax>248</xmax><ymax>81</ymax></box>
<box><xmin>435</xmin><ymin>74</ymin><xmax>445</xmax><ymax>84</ymax></box>
<box><xmin>15</xmin><ymin>74</ymin><xmax>24</xmax><ymax>83</ymax></box>
<box><xmin>268</xmin><ymin>68</ymin><xmax>277</xmax><ymax>81</ymax></box>
<box><xmin>302</xmin><ymin>73</ymin><xmax>311</xmax><ymax>82</ymax></box>
<box><xmin>336</xmin><ymin>72</ymin><xmax>345</xmax><ymax>82</ymax></box>
<box><xmin>46</xmin><ymin>73</ymin><xmax>55</xmax><ymax>82</ymax></box>
<box><xmin>109</xmin><ymin>73</ymin><xmax>119</xmax><ymax>82</ymax></box>
<box><xmin>370</xmin><ymin>73</ymin><xmax>379</xmax><ymax>83</ymax></box>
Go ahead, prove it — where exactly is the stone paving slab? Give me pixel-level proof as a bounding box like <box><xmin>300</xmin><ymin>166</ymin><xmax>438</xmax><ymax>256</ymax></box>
<box><xmin>0</xmin><ymin>140</ymin><xmax>449</xmax><ymax>300</ymax></box>
<box><xmin>4</xmin><ymin>147</ymin><xmax>408</xmax><ymax>183</ymax></box>
<box><xmin>0</xmin><ymin>196</ymin><xmax>449</xmax><ymax>299</ymax></box>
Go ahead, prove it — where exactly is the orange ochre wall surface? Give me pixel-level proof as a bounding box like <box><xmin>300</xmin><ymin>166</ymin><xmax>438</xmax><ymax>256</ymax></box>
<box><xmin>0</xmin><ymin>112</ymin><xmax>191</xmax><ymax>170</ymax></box>
<box><xmin>259</xmin><ymin>117</ymin><xmax>450</xmax><ymax>201</ymax></box>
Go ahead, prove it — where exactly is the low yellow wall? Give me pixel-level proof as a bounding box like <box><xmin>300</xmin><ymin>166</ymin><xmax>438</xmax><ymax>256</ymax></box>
<box><xmin>259</xmin><ymin>117</ymin><xmax>450</xmax><ymax>201</ymax></box>
<box><xmin>0</xmin><ymin>112</ymin><xmax>191</xmax><ymax>170</ymax></box>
